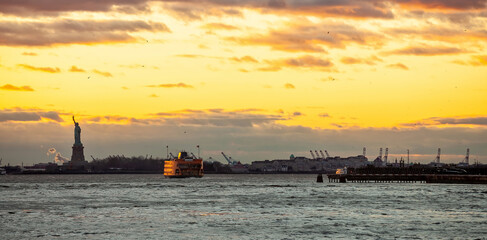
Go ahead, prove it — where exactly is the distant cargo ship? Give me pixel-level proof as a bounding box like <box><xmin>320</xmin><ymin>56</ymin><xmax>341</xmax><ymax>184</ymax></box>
<box><xmin>164</xmin><ymin>151</ymin><xmax>204</xmax><ymax>178</ymax></box>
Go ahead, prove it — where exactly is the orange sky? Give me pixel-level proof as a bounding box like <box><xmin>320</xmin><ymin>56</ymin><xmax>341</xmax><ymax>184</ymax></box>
<box><xmin>1</xmin><ymin>0</ymin><xmax>486</xmax><ymax>164</ymax></box>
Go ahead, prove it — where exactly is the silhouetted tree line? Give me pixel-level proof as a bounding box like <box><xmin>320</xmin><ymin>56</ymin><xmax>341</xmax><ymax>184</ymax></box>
<box><xmin>89</xmin><ymin>155</ymin><xmax>165</xmax><ymax>173</ymax></box>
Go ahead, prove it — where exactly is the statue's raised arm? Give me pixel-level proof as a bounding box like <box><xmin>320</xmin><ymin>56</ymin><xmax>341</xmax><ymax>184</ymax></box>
<box><xmin>72</xmin><ymin>116</ymin><xmax>77</xmax><ymax>124</ymax></box>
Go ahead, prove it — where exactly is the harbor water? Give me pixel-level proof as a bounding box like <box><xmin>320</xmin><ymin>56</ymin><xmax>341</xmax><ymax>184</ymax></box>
<box><xmin>1</xmin><ymin>174</ymin><xmax>486</xmax><ymax>239</ymax></box>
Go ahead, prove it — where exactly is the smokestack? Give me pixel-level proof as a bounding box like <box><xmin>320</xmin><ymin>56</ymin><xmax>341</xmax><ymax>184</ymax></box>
<box><xmin>407</xmin><ymin>149</ymin><xmax>410</xmax><ymax>165</ymax></box>
<box><xmin>465</xmin><ymin>148</ymin><xmax>470</xmax><ymax>165</ymax></box>
<box><xmin>379</xmin><ymin>148</ymin><xmax>383</xmax><ymax>161</ymax></box>
<box><xmin>384</xmin><ymin>148</ymin><xmax>389</xmax><ymax>164</ymax></box>
<box><xmin>363</xmin><ymin>147</ymin><xmax>366</xmax><ymax>157</ymax></box>
<box><xmin>436</xmin><ymin>148</ymin><xmax>441</xmax><ymax>163</ymax></box>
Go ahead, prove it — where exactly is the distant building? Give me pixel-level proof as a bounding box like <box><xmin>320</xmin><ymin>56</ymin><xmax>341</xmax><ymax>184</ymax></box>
<box><xmin>249</xmin><ymin>154</ymin><xmax>368</xmax><ymax>173</ymax></box>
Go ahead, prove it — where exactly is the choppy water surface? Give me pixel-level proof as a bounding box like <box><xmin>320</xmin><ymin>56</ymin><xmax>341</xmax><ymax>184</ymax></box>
<box><xmin>1</xmin><ymin>174</ymin><xmax>486</xmax><ymax>239</ymax></box>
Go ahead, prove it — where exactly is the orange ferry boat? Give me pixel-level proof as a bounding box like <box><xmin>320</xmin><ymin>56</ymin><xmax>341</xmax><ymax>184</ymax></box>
<box><xmin>164</xmin><ymin>151</ymin><xmax>204</xmax><ymax>178</ymax></box>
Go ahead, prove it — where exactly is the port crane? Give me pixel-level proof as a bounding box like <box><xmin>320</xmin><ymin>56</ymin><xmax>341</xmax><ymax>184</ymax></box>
<box><xmin>319</xmin><ymin>150</ymin><xmax>326</xmax><ymax>159</ymax></box>
<box><xmin>315</xmin><ymin>150</ymin><xmax>320</xmax><ymax>159</ymax></box>
<box><xmin>324</xmin><ymin>150</ymin><xmax>331</xmax><ymax>158</ymax></box>
<box><xmin>310</xmin><ymin>150</ymin><xmax>316</xmax><ymax>159</ymax></box>
<box><xmin>221</xmin><ymin>152</ymin><xmax>236</xmax><ymax>165</ymax></box>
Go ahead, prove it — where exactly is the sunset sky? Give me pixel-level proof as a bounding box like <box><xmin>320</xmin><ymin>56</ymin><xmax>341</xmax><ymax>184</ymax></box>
<box><xmin>1</xmin><ymin>0</ymin><xmax>486</xmax><ymax>165</ymax></box>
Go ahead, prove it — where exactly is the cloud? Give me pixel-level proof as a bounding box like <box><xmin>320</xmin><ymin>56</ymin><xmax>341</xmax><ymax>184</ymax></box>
<box><xmin>152</xmin><ymin>109</ymin><xmax>287</xmax><ymax>128</ymax></box>
<box><xmin>201</xmin><ymin>23</ymin><xmax>239</xmax><ymax>31</ymax></box>
<box><xmin>340</xmin><ymin>56</ymin><xmax>382</xmax><ymax>65</ymax></box>
<box><xmin>386</xmin><ymin>45</ymin><xmax>467</xmax><ymax>56</ymax></box>
<box><xmin>93</xmin><ymin>69</ymin><xmax>113</xmax><ymax>77</ymax></box>
<box><xmin>387</xmin><ymin>63</ymin><xmax>409</xmax><ymax>70</ymax></box>
<box><xmin>229</xmin><ymin>56</ymin><xmax>259</xmax><ymax>63</ymax></box>
<box><xmin>386</xmin><ymin>26</ymin><xmax>487</xmax><ymax>44</ymax></box>
<box><xmin>284</xmin><ymin>83</ymin><xmax>295</xmax><ymax>89</ymax></box>
<box><xmin>260</xmin><ymin>55</ymin><xmax>334</xmax><ymax>72</ymax></box>
<box><xmin>147</xmin><ymin>83</ymin><xmax>194</xmax><ymax>88</ymax></box>
<box><xmin>0</xmin><ymin>0</ymin><xmax>150</xmax><ymax>15</ymax></box>
<box><xmin>17</xmin><ymin>64</ymin><xmax>60</xmax><ymax>73</ymax></box>
<box><xmin>162</xmin><ymin>3</ymin><xmax>243</xmax><ymax>21</ymax></box>
<box><xmin>0</xmin><ymin>84</ymin><xmax>34</xmax><ymax>91</ymax></box>
<box><xmin>69</xmin><ymin>65</ymin><xmax>86</xmax><ymax>72</ymax></box>
<box><xmin>0</xmin><ymin>19</ymin><xmax>170</xmax><ymax>46</ymax></box>
<box><xmin>0</xmin><ymin>109</ymin><xmax>63</xmax><ymax>122</ymax></box>
<box><xmin>467</xmin><ymin>55</ymin><xmax>487</xmax><ymax>66</ymax></box>
<box><xmin>228</xmin><ymin>21</ymin><xmax>384</xmax><ymax>52</ymax></box>
<box><xmin>22</xmin><ymin>52</ymin><xmax>37</xmax><ymax>56</ymax></box>
<box><xmin>394</xmin><ymin>0</ymin><xmax>487</xmax><ymax>10</ymax></box>
<box><xmin>163</xmin><ymin>1</ymin><xmax>394</xmax><ymax>20</ymax></box>
<box><xmin>0</xmin><ymin>0</ymin><xmax>481</xmax><ymax>20</ymax></box>
<box><xmin>402</xmin><ymin>116</ymin><xmax>487</xmax><ymax>127</ymax></box>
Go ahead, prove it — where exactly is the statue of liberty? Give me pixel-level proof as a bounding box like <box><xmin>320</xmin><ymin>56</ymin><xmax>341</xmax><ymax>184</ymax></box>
<box><xmin>73</xmin><ymin>116</ymin><xmax>82</xmax><ymax>145</ymax></box>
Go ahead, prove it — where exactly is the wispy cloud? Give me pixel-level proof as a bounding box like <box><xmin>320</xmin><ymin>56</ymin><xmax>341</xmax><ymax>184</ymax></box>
<box><xmin>453</xmin><ymin>55</ymin><xmax>487</xmax><ymax>66</ymax></box>
<box><xmin>284</xmin><ymin>83</ymin><xmax>295</xmax><ymax>89</ymax></box>
<box><xmin>259</xmin><ymin>55</ymin><xmax>334</xmax><ymax>72</ymax></box>
<box><xmin>386</xmin><ymin>45</ymin><xmax>467</xmax><ymax>56</ymax></box>
<box><xmin>228</xmin><ymin>21</ymin><xmax>384</xmax><ymax>53</ymax></box>
<box><xmin>18</xmin><ymin>64</ymin><xmax>60</xmax><ymax>73</ymax></box>
<box><xmin>147</xmin><ymin>83</ymin><xmax>194</xmax><ymax>88</ymax></box>
<box><xmin>229</xmin><ymin>56</ymin><xmax>258</xmax><ymax>63</ymax></box>
<box><xmin>21</xmin><ymin>52</ymin><xmax>37</xmax><ymax>56</ymax></box>
<box><xmin>395</xmin><ymin>0</ymin><xmax>487</xmax><ymax>10</ymax></box>
<box><xmin>69</xmin><ymin>65</ymin><xmax>86</xmax><ymax>72</ymax></box>
<box><xmin>387</xmin><ymin>63</ymin><xmax>409</xmax><ymax>70</ymax></box>
<box><xmin>340</xmin><ymin>56</ymin><xmax>382</xmax><ymax>65</ymax></box>
<box><xmin>0</xmin><ymin>19</ymin><xmax>170</xmax><ymax>46</ymax></box>
<box><xmin>0</xmin><ymin>84</ymin><xmax>34</xmax><ymax>91</ymax></box>
<box><xmin>201</xmin><ymin>23</ymin><xmax>239</xmax><ymax>31</ymax></box>
<box><xmin>402</xmin><ymin>116</ymin><xmax>487</xmax><ymax>127</ymax></box>
<box><xmin>93</xmin><ymin>69</ymin><xmax>113</xmax><ymax>77</ymax></box>
<box><xmin>0</xmin><ymin>108</ymin><xmax>63</xmax><ymax>122</ymax></box>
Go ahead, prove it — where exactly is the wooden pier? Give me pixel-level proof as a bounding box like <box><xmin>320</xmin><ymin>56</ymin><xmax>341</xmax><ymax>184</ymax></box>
<box><xmin>327</xmin><ymin>174</ymin><xmax>487</xmax><ymax>184</ymax></box>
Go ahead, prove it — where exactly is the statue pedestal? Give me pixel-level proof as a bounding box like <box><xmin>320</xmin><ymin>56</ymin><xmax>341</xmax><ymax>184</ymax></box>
<box><xmin>71</xmin><ymin>144</ymin><xmax>86</xmax><ymax>164</ymax></box>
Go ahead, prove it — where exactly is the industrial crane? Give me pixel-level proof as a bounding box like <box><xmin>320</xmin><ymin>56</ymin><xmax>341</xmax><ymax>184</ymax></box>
<box><xmin>221</xmin><ymin>152</ymin><xmax>235</xmax><ymax>165</ymax></box>
<box><xmin>319</xmin><ymin>150</ymin><xmax>326</xmax><ymax>159</ymax></box>
<box><xmin>324</xmin><ymin>150</ymin><xmax>331</xmax><ymax>158</ymax></box>
<box><xmin>310</xmin><ymin>150</ymin><xmax>316</xmax><ymax>159</ymax></box>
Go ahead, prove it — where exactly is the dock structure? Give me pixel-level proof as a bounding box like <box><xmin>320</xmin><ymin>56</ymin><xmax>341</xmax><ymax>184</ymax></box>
<box><xmin>327</xmin><ymin>174</ymin><xmax>487</xmax><ymax>184</ymax></box>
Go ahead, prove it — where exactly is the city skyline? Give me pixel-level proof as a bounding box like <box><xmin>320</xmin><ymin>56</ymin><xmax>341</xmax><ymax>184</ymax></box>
<box><xmin>1</xmin><ymin>0</ymin><xmax>486</xmax><ymax>164</ymax></box>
